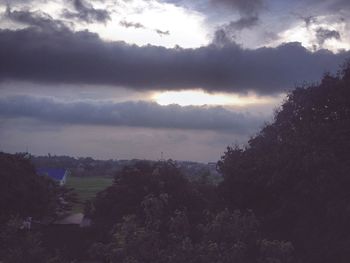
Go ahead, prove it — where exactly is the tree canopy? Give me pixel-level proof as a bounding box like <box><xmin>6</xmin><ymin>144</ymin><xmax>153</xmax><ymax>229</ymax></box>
<box><xmin>218</xmin><ymin>61</ymin><xmax>350</xmax><ymax>263</ymax></box>
<box><xmin>0</xmin><ymin>152</ymin><xmax>76</xmax><ymax>262</ymax></box>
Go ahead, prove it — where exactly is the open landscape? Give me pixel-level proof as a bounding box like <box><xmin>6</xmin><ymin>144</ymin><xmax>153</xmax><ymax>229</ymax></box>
<box><xmin>1</xmin><ymin>0</ymin><xmax>350</xmax><ymax>262</ymax></box>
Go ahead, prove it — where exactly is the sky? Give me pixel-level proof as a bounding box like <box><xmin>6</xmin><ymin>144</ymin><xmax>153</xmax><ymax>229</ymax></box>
<box><xmin>0</xmin><ymin>0</ymin><xmax>349</xmax><ymax>162</ymax></box>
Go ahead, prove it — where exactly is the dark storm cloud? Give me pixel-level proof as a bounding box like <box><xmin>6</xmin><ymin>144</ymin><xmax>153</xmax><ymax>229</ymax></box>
<box><xmin>0</xmin><ymin>96</ymin><xmax>263</xmax><ymax>133</ymax></box>
<box><xmin>63</xmin><ymin>0</ymin><xmax>110</xmax><ymax>23</ymax></box>
<box><xmin>6</xmin><ymin>7</ymin><xmax>68</xmax><ymax>30</ymax></box>
<box><xmin>0</xmin><ymin>25</ymin><xmax>349</xmax><ymax>95</ymax></box>
<box><xmin>315</xmin><ymin>27</ymin><xmax>341</xmax><ymax>46</ymax></box>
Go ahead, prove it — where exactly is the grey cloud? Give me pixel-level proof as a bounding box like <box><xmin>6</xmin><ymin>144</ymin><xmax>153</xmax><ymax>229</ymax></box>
<box><xmin>164</xmin><ymin>0</ymin><xmax>263</xmax><ymax>16</ymax></box>
<box><xmin>162</xmin><ymin>0</ymin><xmax>263</xmax><ymax>37</ymax></box>
<box><xmin>293</xmin><ymin>13</ymin><xmax>317</xmax><ymax>28</ymax></box>
<box><xmin>210</xmin><ymin>0</ymin><xmax>263</xmax><ymax>16</ymax></box>
<box><xmin>213</xmin><ymin>16</ymin><xmax>259</xmax><ymax>45</ymax></box>
<box><xmin>303</xmin><ymin>16</ymin><xmax>316</xmax><ymax>27</ymax></box>
<box><xmin>327</xmin><ymin>0</ymin><xmax>350</xmax><ymax>11</ymax></box>
<box><xmin>155</xmin><ymin>29</ymin><xmax>170</xmax><ymax>36</ymax></box>
<box><xmin>6</xmin><ymin>7</ymin><xmax>69</xmax><ymax>30</ymax></box>
<box><xmin>120</xmin><ymin>20</ymin><xmax>146</xmax><ymax>29</ymax></box>
<box><xmin>212</xmin><ymin>28</ymin><xmax>236</xmax><ymax>47</ymax></box>
<box><xmin>292</xmin><ymin>14</ymin><xmax>342</xmax><ymax>48</ymax></box>
<box><xmin>164</xmin><ymin>0</ymin><xmax>349</xmax><ymax>46</ymax></box>
<box><xmin>119</xmin><ymin>20</ymin><xmax>169</xmax><ymax>36</ymax></box>
<box><xmin>263</xmin><ymin>31</ymin><xmax>279</xmax><ymax>41</ymax></box>
<box><xmin>0</xmin><ymin>96</ymin><xmax>264</xmax><ymax>133</ymax></box>
<box><xmin>316</xmin><ymin>27</ymin><xmax>341</xmax><ymax>46</ymax></box>
<box><xmin>0</xmin><ymin>119</ymin><xmax>236</xmax><ymax>162</ymax></box>
<box><xmin>0</xmin><ymin>0</ymin><xmax>38</xmax><ymax>6</ymax></box>
<box><xmin>226</xmin><ymin>16</ymin><xmax>259</xmax><ymax>31</ymax></box>
<box><xmin>0</xmin><ymin>26</ymin><xmax>349</xmax><ymax>95</ymax></box>
<box><xmin>63</xmin><ymin>0</ymin><xmax>110</xmax><ymax>23</ymax></box>
<box><xmin>292</xmin><ymin>0</ymin><xmax>350</xmax><ymax>21</ymax></box>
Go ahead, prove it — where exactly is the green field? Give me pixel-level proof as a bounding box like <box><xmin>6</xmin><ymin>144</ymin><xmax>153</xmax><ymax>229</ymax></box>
<box><xmin>66</xmin><ymin>176</ymin><xmax>114</xmax><ymax>212</ymax></box>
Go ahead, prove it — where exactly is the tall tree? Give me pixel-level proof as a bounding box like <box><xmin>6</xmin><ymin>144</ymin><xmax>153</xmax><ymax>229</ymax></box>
<box><xmin>218</xmin><ymin>61</ymin><xmax>350</xmax><ymax>263</ymax></box>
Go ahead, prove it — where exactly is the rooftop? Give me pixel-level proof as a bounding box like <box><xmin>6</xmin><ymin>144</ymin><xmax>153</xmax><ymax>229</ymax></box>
<box><xmin>36</xmin><ymin>168</ymin><xmax>67</xmax><ymax>181</ymax></box>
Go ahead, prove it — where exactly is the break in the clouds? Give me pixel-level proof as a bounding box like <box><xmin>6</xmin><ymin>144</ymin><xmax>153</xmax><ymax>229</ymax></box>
<box><xmin>2</xmin><ymin>0</ymin><xmax>350</xmax><ymax>50</ymax></box>
<box><xmin>0</xmin><ymin>23</ymin><xmax>349</xmax><ymax>95</ymax></box>
<box><xmin>164</xmin><ymin>0</ymin><xmax>263</xmax><ymax>16</ymax></box>
<box><xmin>0</xmin><ymin>95</ymin><xmax>265</xmax><ymax>133</ymax></box>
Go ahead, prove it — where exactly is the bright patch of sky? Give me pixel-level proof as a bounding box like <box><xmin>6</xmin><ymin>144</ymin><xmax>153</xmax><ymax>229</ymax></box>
<box><xmin>277</xmin><ymin>16</ymin><xmax>350</xmax><ymax>52</ymax></box>
<box><xmin>152</xmin><ymin>90</ymin><xmax>276</xmax><ymax>107</ymax></box>
<box><xmin>87</xmin><ymin>0</ymin><xmax>208</xmax><ymax>48</ymax></box>
<box><xmin>1</xmin><ymin>0</ymin><xmax>350</xmax><ymax>51</ymax></box>
<box><xmin>0</xmin><ymin>0</ymin><xmax>209</xmax><ymax>48</ymax></box>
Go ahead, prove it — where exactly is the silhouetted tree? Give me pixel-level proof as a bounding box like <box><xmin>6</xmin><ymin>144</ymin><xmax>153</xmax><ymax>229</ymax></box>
<box><xmin>0</xmin><ymin>152</ymin><xmax>76</xmax><ymax>223</ymax></box>
<box><xmin>0</xmin><ymin>152</ymin><xmax>75</xmax><ymax>262</ymax></box>
<box><xmin>218</xmin><ymin>61</ymin><xmax>350</xmax><ymax>263</ymax></box>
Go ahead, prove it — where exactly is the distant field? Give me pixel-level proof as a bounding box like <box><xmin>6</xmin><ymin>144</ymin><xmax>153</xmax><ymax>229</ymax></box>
<box><xmin>66</xmin><ymin>176</ymin><xmax>114</xmax><ymax>212</ymax></box>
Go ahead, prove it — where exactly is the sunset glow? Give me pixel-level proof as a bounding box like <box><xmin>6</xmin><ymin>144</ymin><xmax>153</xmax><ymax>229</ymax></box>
<box><xmin>153</xmin><ymin>90</ymin><xmax>272</xmax><ymax>107</ymax></box>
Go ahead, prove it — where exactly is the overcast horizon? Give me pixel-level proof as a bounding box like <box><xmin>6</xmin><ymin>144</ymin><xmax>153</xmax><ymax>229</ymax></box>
<box><xmin>1</xmin><ymin>0</ymin><xmax>350</xmax><ymax>162</ymax></box>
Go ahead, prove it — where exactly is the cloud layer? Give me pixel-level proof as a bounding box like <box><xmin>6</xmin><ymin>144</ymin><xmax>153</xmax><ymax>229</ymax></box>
<box><xmin>0</xmin><ymin>24</ymin><xmax>348</xmax><ymax>95</ymax></box>
<box><xmin>0</xmin><ymin>96</ymin><xmax>265</xmax><ymax>133</ymax></box>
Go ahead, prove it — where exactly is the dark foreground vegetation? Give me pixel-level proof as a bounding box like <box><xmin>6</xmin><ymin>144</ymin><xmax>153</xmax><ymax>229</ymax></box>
<box><xmin>1</xmin><ymin>62</ymin><xmax>350</xmax><ymax>263</ymax></box>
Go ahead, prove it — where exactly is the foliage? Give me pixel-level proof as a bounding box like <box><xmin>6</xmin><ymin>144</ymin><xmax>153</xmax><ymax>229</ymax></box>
<box><xmin>0</xmin><ymin>153</ymin><xmax>76</xmax><ymax>262</ymax></box>
<box><xmin>218</xmin><ymin>61</ymin><xmax>350</xmax><ymax>263</ymax></box>
<box><xmin>89</xmin><ymin>197</ymin><xmax>294</xmax><ymax>263</ymax></box>
<box><xmin>0</xmin><ymin>217</ymin><xmax>46</xmax><ymax>263</ymax></box>
<box><xmin>88</xmin><ymin>160</ymin><xmax>212</xmax><ymax>234</ymax></box>
<box><xmin>0</xmin><ymin>217</ymin><xmax>68</xmax><ymax>263</ymax></box>
<box><xmin>88</xmin><ymin>161</ymin><xmax>294</xmax><ymax>263</ymax></box>
<box><xmin>0</xmin><ymin>152</ymin><xmax>76</xmax><ymax>223</ymax></box>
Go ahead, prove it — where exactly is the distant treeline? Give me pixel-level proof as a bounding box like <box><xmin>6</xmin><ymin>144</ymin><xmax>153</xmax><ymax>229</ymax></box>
<box><xmin>31</xmin><ymin>155</ymin><xmax>222</xmax><ymax>183</ymax></box>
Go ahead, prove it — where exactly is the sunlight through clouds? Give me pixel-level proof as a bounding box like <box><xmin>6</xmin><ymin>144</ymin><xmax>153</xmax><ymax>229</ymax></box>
<box><xmin>1</xmin><ymin>0</ymin><xmax>349</xmax><ymax>161</ymax></box>
<box><xmin>77</xmin><ymin>0</ymin><xmax>209</xmax><ymax>48</ymax></box>
<box><xmin>152</xmin><ymin>90</ymin><xmax>274</xmax><ymax>107</ymax></box>
<box><xmin>279</xmin><ymin>15</ymin><xmax>350</xmax><ymax>53</ymax></box>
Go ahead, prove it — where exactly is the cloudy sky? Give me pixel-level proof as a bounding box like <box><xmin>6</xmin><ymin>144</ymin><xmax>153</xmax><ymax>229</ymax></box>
<box><xmin>0</xmin><ymin>0</ymin><xmax>349</xmax><ymax>162</ymax></box>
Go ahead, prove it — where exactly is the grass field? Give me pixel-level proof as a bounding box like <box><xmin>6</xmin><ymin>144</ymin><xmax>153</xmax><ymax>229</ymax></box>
<box><xmin>66</xmin><ymin>176</ymin><xmax>114</xmax><ymax>212</ymax></box>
